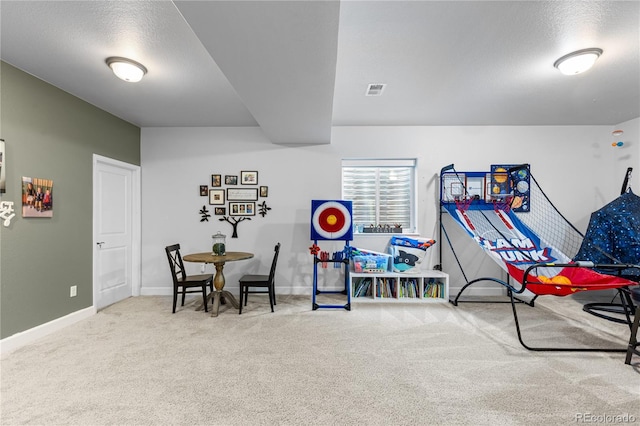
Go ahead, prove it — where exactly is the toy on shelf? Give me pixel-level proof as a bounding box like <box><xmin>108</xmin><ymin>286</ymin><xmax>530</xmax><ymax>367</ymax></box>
<box><xmin>361</xmin><ymin>224</ymin><xmax>403</xmax><ymax>233</ymax></box>
<box><xmin>350</xmin><ymin>247</ymin><xmax>391</xmax><ymax>273</ymax></box>
<box><xmin>388</xmin><ymin>236</ymin><xmax>436</xmax><ymax>273</ymax></box>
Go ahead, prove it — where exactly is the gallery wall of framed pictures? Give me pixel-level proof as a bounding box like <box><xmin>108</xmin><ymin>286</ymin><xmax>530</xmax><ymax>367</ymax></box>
<box><xmin>199</xmin><ymin>170</ymin><xmax>269</xmax><ymax>218</ymax></box>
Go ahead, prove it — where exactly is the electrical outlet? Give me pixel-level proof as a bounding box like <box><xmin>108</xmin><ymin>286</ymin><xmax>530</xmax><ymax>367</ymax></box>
<box><xmin>70</xmin><ymin>285</ymin><xmax>77</xmax><ymax>297</ymax></box>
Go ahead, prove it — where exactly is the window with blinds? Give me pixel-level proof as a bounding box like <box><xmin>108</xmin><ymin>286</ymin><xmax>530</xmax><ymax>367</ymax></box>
<box><xmin>342</xmin><ymin>159</ymin><xmax>416</xmax><ymax>232</ymax></box>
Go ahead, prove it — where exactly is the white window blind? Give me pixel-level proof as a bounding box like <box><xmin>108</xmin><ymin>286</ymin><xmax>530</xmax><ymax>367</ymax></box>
<box><xmin>342</xmin><ymin>159</ymin><xmax>416</xmax><ymax>232</ymax></box>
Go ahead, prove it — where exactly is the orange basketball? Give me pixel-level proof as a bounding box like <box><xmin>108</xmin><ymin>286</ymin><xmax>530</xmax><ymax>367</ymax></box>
<box><xmin>551</xmin><ymin>275</ymin><xmax>572</xmax><ymax>285</ymax></box>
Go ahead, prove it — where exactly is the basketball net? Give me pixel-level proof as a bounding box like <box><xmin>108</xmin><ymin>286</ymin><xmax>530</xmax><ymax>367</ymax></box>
<box><xmin>493</xmin><ymin>195</ymin><xmax>514</xmax><ymax>213</ymax></box>
<box><xmin>454</xmin><ymin>196</ymin><xmax>474</xmax><ymax>212</ymax></box>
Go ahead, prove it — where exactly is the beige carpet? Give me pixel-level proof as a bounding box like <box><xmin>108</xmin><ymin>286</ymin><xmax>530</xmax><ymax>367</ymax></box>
<box><xmin>1</xmin><ymin>293</ymin><xmax>638</xmax><ymax>425</ymax></box>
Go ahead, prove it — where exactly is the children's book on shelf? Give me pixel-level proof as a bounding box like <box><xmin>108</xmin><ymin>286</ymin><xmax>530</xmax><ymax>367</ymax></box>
<box><xmin>424</xmin><ymin>278</ymin><xmax>444</xmax><ymax>299</ymax></box>
<box><xmin>375</xmin><ymin>277</ymin><xmax>397</xmax><ymax>298</ymax></box>
<box><xmin>399</xmin><ymin>278</ymin><xmax>419</xmax><ymax>298</ymax></box>
<box><xmin>353</xmin><ymin>277</ymin><xmax>373</xmax><ymax>297</ymax></box>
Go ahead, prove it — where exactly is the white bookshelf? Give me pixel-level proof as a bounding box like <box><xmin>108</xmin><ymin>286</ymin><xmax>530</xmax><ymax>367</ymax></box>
<box><xmin>349</xmin><ymin>270</ymin><xmax>449</xmax><ymax>304</ymax></box>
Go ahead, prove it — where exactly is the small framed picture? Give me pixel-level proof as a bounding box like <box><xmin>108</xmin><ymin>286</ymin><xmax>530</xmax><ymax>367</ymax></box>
<box><xmin>211</xmin><ymin>174</ymin><xmax>221</xmax><ymax>187</ymax></box>
<box><xmin>225</xmin><ymin>175</ymin><xmax>238</xmax><ymax>185</ymax></box>
<box><xmin>214</xmin><ymin>207</ymin><xmax>226</xmax><ymax>215</ymax></box>
<box><xmin>260</xmin><ymin>186</ymin><xmax>268</xmax><ymax>197</ymax></box>
<box><xmin>227</xmin><ymin>188</ymin><xmax>258</xmax><ymax>201</ymax></box>
<box><xmin>22</xmin><ymin>176</ymin><xmax>54</xmax><ymax>218</ymax></box>
<box><xmin>0</xmin><ymin>139</ymin><xmax>5</xmax><ymax>194</ymax></box>
<box><xmin>209</xmin><ymin>189</ymin><xmax>225</xmax><ymax>205</ymax></box>
<box><xmin>200</xmin><ymin>185</ymin><xmax>208</xmax><ymax>196</ymax></box>
<box><xmin>241</xmin><ymin>171</ymin><xmax>258</xmax><ymax>185</ymax></box>
<box><xmin>229</xmin><ymin>202</ymin><xmax>256</xmax><ymax>216</ymax></box>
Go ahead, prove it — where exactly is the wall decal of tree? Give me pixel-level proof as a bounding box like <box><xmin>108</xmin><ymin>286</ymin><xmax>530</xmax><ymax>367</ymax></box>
<box><xmin>219</xmin><ymin>216</ymin><xmax>251</xmax><ymax>238</ymax></box>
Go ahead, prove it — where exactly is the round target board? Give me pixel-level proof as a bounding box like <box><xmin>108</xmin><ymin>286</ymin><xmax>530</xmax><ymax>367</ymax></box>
<box><xmin>311</xmin><ymin>200</ymin><xmax>353</xmax><ymax>241</ymax></box>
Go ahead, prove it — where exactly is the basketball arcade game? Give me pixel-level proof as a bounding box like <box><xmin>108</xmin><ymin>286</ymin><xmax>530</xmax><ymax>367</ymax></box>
<box><xmin>310</xmin><ymin>200</ymin><xmax>353</xmax><ymax>310</ymax></box>
<box><xmin>439</xmin><ymin>164</ymin><xmax>639</xmax><ymax>351</ymax></box>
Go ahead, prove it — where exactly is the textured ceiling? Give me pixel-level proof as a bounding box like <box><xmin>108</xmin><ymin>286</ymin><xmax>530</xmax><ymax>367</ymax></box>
<box><xmin>1</xmin><ymin>1</ymin><xmax>639</xmax><ymax>145</ymax></box>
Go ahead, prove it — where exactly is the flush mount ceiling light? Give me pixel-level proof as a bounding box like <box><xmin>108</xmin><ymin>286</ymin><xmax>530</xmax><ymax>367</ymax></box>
<box><xmin>106</xmin><ymin>57</ymin><xmax>147</xmax><ymax>82</ymax></box>
<box><xmin>553</xmin><ymin>48</ymin><xmax>603</xmax><ymax>76</ymax></box>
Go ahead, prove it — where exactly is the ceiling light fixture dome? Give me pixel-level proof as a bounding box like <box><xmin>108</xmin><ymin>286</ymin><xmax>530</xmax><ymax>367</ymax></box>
<box><xmin>106</xmin><ymin>56</ymin><xmax>147</xmax><ymax>82</ymax></box>
<box><xmin>553</xmin><ymin>48</ymin><xmax>603</xmax><ymax>76</ymax></box>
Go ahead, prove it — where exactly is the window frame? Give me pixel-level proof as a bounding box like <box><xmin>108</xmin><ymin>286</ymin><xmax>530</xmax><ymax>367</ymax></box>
<box><xmin>341</xmin><ymin>158</ymin><xmax>418</xmax><ymax>234</ymax></box>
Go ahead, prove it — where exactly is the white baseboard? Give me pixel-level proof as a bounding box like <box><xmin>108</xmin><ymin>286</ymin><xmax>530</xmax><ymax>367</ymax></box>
<box><xmin>449</xmin><ymin>287</ymin><xmax>506</xmax><ymax>297</ymax></box>
<box><xmin>140</xmin><ymin>287</ymin><xmax>173</xmax><ymax>296</ymax></box>
<box><xmin>1</xmin><ymin>306</ymin><xmax>96</xmax><ymax>357</ymax></box>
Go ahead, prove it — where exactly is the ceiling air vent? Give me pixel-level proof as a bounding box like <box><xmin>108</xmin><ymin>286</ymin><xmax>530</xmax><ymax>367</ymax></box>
<box><xmin>365</xmin><ymin>83</ymin><xmax>386</xmax><ymax>96</ymax></box>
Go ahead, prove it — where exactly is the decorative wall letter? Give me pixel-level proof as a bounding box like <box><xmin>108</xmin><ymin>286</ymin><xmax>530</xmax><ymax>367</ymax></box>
<box><xmin>0</xmin><ymin>201</ymin><xmax>15</xmax><ymax>227</ymax></box>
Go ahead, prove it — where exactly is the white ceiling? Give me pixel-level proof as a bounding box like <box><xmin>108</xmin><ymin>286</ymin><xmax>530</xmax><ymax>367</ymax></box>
<box><xmin>1</xmin><ymin>1</ymin><xmax>639</xmax><ymax>145</ymax></box>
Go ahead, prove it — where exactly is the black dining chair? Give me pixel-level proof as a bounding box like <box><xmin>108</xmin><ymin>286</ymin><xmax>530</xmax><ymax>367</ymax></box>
<box><xmin>165</xmin><ymin>244</ymin><xmax>213</xmax><ymax>313</ymax></box>
<box><xmin>238</xmin><ymin>243</ymin><xmax>281</xmax><ymax>314</ymax></box>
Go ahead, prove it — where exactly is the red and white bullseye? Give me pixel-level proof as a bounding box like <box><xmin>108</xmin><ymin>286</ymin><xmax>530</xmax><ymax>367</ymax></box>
<box><xmin>311</xmin><ymin>201</ymin><xmax>352</xmax><ymax>240</ymax></box>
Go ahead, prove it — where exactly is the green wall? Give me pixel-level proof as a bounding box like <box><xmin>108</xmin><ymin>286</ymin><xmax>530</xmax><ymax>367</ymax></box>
<box><xmin>0</xmin><ymin>62</ymin><xmax>140</xmax><ymax>339</ymax></box>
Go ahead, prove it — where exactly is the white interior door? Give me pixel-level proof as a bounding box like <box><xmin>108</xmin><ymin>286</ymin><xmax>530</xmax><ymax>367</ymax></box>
<box><xmin>93</xmin><ymin>155</ymin><xmax>140</xmax><ymax>310</ymax></box>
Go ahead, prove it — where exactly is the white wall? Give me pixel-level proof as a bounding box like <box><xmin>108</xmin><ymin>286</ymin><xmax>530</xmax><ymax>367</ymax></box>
<box><xmin>612</xmin><ymin>117</ymin><xmax>640</xmax><ymax>192</ymax></box>
<box><xmin>141</xmin><ymin>123</ymin><xmax>637</xmax><ymax>296</ymax></box>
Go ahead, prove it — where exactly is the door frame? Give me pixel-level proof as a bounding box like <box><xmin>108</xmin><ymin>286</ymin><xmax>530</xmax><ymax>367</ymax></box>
<box><xmin>92</xmin><ymin>154</ymin><xmax>141</xmax><ymax>308</ymax></box>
